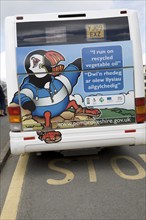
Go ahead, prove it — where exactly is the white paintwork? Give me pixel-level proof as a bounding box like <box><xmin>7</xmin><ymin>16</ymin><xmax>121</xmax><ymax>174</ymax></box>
<box><xmin>5</xmin><ymin>9</ymin><xmax>146</xmax><ymax>154</ymax></box>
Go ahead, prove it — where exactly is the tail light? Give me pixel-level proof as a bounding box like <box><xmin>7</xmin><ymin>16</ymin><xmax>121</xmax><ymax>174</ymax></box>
<box><xmin>8</xmin><ymin>106</ymin><xmax>22</xmax><ymax>131</ymax></box>
<box><xmin>135</xmin><ymin>97</ymin><xmax>146</xmax><ymax>123</ymax></box>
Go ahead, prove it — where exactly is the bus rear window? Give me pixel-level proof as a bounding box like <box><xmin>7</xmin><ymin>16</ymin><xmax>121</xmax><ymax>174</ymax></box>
<box><xmin>17</xmin><ymin>17</ymin><xmax>130</xmax><ymax>47</ymax></box>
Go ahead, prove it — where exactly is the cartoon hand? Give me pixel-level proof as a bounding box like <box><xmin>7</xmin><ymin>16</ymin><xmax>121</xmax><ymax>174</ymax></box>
<box><xmin>22</xmin><ymin>101</ymin><xmax>36</xmax><ymax>112</ymax></box>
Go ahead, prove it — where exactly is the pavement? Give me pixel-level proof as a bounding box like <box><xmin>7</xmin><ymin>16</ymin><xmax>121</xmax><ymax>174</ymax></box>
<box><xmin>0</xmin><ymin>116</ymin><xmax>10</xmax><ymax>171</ymax></box>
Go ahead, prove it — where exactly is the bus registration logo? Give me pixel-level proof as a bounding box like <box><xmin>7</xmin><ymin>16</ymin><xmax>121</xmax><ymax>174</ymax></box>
<box><xmin>86</xmin><ymin>24</ymin><xmax>105</xmax><ymax>39</ymax></box>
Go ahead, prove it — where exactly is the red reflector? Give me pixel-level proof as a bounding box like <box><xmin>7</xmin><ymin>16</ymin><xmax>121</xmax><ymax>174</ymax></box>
<box><xmin>8</xmin><ymin>106</ymin><xmax>21</xmax><ymax>115</ymax></box>
<box><xmin>135</xmin><ymin>98</ymin><xmax>145</xmax><ymax>106</ymax></box>
<box><xmin>125</xmin><ymin>129</ymin><xmax>136</xmax><ymax>133</ymax></box>
<box><xmin>24</xmin><ymin>137</ymin><xmax>35</xmax><ymax>141</ymax></box>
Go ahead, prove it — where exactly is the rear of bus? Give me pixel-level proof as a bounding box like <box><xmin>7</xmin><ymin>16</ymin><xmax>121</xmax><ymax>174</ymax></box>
<box><xmin>5</xmin><ymin>10</ymin><xmax>146</xmax><ymax>155</ymax></box>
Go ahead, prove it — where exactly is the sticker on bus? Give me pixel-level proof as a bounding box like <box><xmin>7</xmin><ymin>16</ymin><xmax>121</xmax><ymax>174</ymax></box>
<box><xmin>10</xmin><ymin>40</ymin><xmax>135</xmax><ymax>131</ymax></box>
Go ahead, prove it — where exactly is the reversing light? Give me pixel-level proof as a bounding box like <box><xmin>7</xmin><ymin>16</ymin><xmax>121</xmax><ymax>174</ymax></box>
<box><xmin>10</xmin><ymin>123</ymin><xmax>22</xmax><ymax>132</ymax></box>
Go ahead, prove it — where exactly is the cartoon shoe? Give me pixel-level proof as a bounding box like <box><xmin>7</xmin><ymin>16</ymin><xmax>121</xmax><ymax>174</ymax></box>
<box><xmin>37</xmin><ymin>131</ymin><xmax>62</xmax><ymax>144</ymax></box>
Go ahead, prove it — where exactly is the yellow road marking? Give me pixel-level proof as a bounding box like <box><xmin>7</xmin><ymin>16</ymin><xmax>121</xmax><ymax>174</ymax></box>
<box><xmin>86</xmin><ymin>158</ymin><xmax>97</xmax><ymax>182</ymax></box>
<box><xmin>111</xmin><ymin>155</ymin><xmax>146</xmax><ymax>180</ymax></box>
<box><xmin>78</xmin><ymin>156</ymin><xmax>98</xmax><ymax>182</ymax></box>
<box><xmin>47</xmin><ymin>159</ymin><xmax>74</xmax><ymax>185</ymax></box>
<box><xmin>0</xmin><ymin>154</ymin><xmax>29</xmax><ymax>220</ymax></box>
<box><xmin>139</xmin><ymin>154</ymin><xmax>146</xmax><ymax>163</ymax></box>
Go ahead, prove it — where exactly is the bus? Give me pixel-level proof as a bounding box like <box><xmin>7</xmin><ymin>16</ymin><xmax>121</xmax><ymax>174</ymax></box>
<box><xmin>144</xmin><ymin>65</ymin><xmax>146</xmax><ymax>95</ymax></box>
<box><xmin>5</xmin><ymin>9</ymin><xmax>146</xmax><ymax>155</ymax></box>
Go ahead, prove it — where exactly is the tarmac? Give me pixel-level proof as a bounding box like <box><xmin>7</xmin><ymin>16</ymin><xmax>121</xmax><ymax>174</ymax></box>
<box><xmin>0</xmin><ymin>116</ymin><xmax>10</xmax><ymax>171</ymax></box>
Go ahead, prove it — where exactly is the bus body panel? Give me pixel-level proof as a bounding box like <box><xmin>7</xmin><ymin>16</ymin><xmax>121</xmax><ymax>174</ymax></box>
<box><xmin>5</xmin><ymin>17</ymin><xmax>18</xmax><ymax>104</ymax></box>
<box><xmin>128</xmin><ymin>11</ymin><xmax>145</xmax><ymax>98</ymax></box>
<box><xmin>5</xmin><ymin>10</ymin><xmax>146</xmax><ymax>155</ymax></box>
<box><xmin>10</xmin><ymin>123</ymin><xmax>146</xmax><ymax>155</ymax></box>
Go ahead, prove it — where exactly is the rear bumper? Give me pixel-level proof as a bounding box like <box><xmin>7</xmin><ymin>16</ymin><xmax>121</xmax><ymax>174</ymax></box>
<box><xmin>9</xmin><ymin>123</ymin><xmax>146</xmax><ymax>155</ymax></box>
